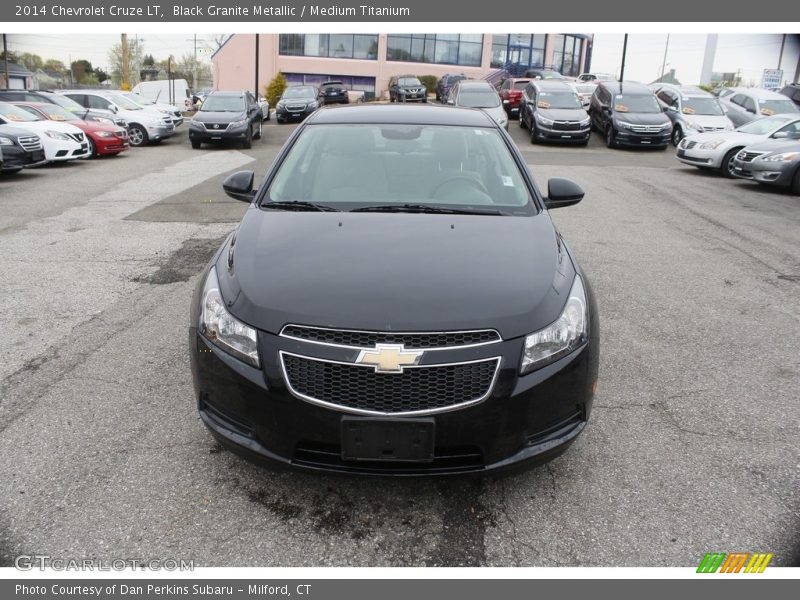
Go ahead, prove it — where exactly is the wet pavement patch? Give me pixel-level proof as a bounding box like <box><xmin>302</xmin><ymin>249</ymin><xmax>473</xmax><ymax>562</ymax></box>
<box><xmin>134</xmin><ymin>235</ymin><xmax>228</xmax><ymax>285</ymax></box>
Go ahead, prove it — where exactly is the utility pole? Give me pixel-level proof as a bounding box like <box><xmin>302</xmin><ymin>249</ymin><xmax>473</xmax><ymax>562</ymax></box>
<box><xmin>193</xmin><ymin>33</ymin><xmax>198</xmax><ymax>93</ymax></box>
<box><xmin>255</xmin><ymin>34</ymin><xmax>260</xmax><ymax>99</ymax></box>
<box><xmin>660</xmin><ymin>34</ymin><xmax>670</xmax><ymax>81</ymax></box>
<box><xmin>2</xmin><ymin>34</ymin><xmax>9</xmax><ymax>89</ymax></box>
<box><xmin>777</xmin><ymin>33</ymin><xmax>786</xmax><ymax>70</ymax></box>
<box><xmin>121</xmin><ymin>33</ymin><xmax>129</xmax><ymax>90</ymax></box>
<box><xmin>619</xmin><ymin>34</ymin><xmax>628</xmax><ymax>82</ymax></box>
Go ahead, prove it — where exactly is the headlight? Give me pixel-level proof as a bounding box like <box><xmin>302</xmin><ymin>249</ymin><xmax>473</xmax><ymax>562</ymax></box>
<box><xmin>229</xmin><ymin>118</ymin><xmax>247</xmax><ymax>128</ymax></box>
<box><xmin>579</xmin><ymin>117</ymin><xmax>590</xmax><ymax>127</ymax></box>
<box><xmin>520</xmin><ymin>276</ymin><xmax>588</xmax><ymax>374</ymax></box>
<box><xmin>45</xmin><ymin>130</ymin><xmax>71</xmax><ymax>141</ymax></box>
<box><xmin>96</xmin><ymin>131</ymin><xmax>115</xmax><ymax>138</ymax></box>
<box><xmin>688</xmin><ymin>121</ymin><xmax>705</xmax><ymax>132</ymax></box>
<box><xmin>661</xmin><ymin>122</ymin><xmax>673</xmax><ymax>130</ymax></box>
<box><xmin>759</xmin><ymin>151</ymin><xmax>800</xmax><ymax>163</ymax></box>
<box><xmin>95</xmin><ymin>117</ymin><xmax>114</xmax><ymax>125</ymax></box>
<box><xmin>307</xmin><ymin>101</ymin><xmax>318</xmax><ymax>108</ymax></box>
<box><xmin>199</xmin><ymin>266</ymin><xmax>260</xmax><ymax>367</ymax></box>
<box><xmin>700</xmin><ymin>139</ymin><xmax>726</xmax><ymax>149</ymax></box>
<box><xmin>189</xmin><ymin>120</ymin><xmax>204</xmax><ymax>129</ymax></box>
<box><xmin>277</xmin><ymin>101</ymin><xmax>286</xmax><ymax>109</ymax></box>
<box><xmin>536</xmin><ymin>113</ymin><xmax>554</xmax><ymax>126</ymax></box>
<box><xmin>0</xmin><ymin>136</ymin><xmax>14</xmax><ymax>146</ymax></box>
<box><xmin>616</xmin><ymin>120</ymin><xmax>633</xmax><ymax>130</ymax></box>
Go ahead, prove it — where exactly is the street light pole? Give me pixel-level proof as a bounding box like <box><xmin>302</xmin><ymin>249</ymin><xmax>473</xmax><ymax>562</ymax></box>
<box><xmin>3</xmin><ymin>34</ymin><xmax>9</xmax><ymax>89</ymax></box>
<box><xmin>660</xmin><ymin>34</ymin><xmax>670</xmax><ymax>81</ymax></box>
<box><xmin>619</xmin><ymin>34</ymin><xmax>628</xmax><ymax>81</ymax></box>
<box><xmin>255</xmin><ymin>34</ymin><xmax>260</xmax><ymax>99</ymax></box>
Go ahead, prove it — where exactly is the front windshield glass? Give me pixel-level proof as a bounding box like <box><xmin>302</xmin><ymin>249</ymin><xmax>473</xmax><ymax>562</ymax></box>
<box><xmin>282</xmin><ymin>87</ymin><xmax>316</xmax><ymax>100</ymax></box>
<box><xmin>537</xmin><ymin>91</ymin><xmax>582</xmax><ymax>110</ymax></box>
<box><xmin>42</xmin><ymin>93</ymin><xmax>86</xmax><ymax>112</ymax></box>
<box><xmin>34</xmin><ymin>105</ymin><xmax>79</xmax><ymax>121</ymax></box>
<box><xmin>399</xmin><ymin>78</ymin><xmax>422</xmax><ymax>86</ymax></box>
<box><xmin>0</xmin><ymin>102</ymin><xmax>41</xmax><ymax>122</ymax></box>
<box><xmin>457</xmin><ymin>90</ymin><xmax>500</xmax><ymax>109</ymax></box>
<box><xmin>106</xmin><ymin>94</ymin><xmax>142</xmax><ymax>110</ymax></box>
<box><xmin>757</xmin><ymin>99</ymin><xmax>799</xmax><ymax>116</ymax></box>
<box><xmin>266</xmin><ymin>124</ymin><xmax>533</xmax><ymax>213</ymax></box>
<box><xmin>613</xmin><ymin>94</ymin><xmax>661</xmax><ymax>113</ymax></box>
<box><xmin>682</xmin><ymin>97</ymin><xmax>724</xmax><ymax>116</ymax></box>
<box><xmin>737</xmin><ymin>115</ymin><xmax>793</xmax><ymax>134</ymax></box>
<box><xmin>127</xmin><ymin>93</ymin><xmax>155</xmax><ymax>106</ymax></box>
<box><xmin>200</xmin><ymin>95</ymin><xmax>246</xmax><ymax>112</ymax></box>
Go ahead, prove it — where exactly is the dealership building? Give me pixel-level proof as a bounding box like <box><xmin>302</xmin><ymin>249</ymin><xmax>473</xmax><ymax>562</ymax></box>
<box><xmin>212</xmin><ymin>33</ymin><xmax>593</xmax><ymax>98</ymax></box>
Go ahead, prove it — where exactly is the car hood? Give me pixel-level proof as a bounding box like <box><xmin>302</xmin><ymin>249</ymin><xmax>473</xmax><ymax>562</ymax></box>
<box><xmin>218</xmin><ymin>210</ymin><xmax>576</xmax><ymax>340</ymax></box>
<box><xmin>685</xmin><ymin>114</ymin><xmax>732</xmax><ymax>128</ymax></box>
<box><xmin>1</xmin><ymin>120</ymin><xmax>84</xmax><ymax>136</ymax></box>
<box><xmin>684</xmin><ymin>130</ymin><xmax>765</xmax><ymax>147</ymax></box>
<box><xmin>614</xmin><ymin>111</ymin><xmax>671</xmax><ymax>126</ymax></box>
<box><xmin>539</xmin><ymin>107</ymin><xmax>589</xmax><ymax>122</ymax></box>
<box><xmin>479</xmin><ymin>105</ymin><xmax>506</xmax><ymax>124</ymax></box>
<box><xmin>0</xmin><ymin>123</ymin><xmax>39</xmax><ymax>139</ymax></box>
<box><xmin>193</xmin><ymin>110</ymin><xmax>246</xmax><ymax>122</ymax></box>
<box><xmin>740</xmin><ymin>138</ymin><xmax>800</xmax><ymax>154</ymax></box>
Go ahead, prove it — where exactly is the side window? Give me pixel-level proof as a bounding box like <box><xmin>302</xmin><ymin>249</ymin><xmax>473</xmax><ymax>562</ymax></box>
<box><xmin>742</xmin><ymin>96</ymin><xmax>756</xmax><ymax>113</ymax></box>
<box><xmin>656</xmin><ymin>91</ymin><xmax>671</xmax><ymax>105</ymax></box>
<box><xmin>87</xmin><ymin>95</ymin><xmax>110</xmax><ymax>110</ymax></box>
<box><xmin>501</xmin><ymin>80</ymin><xmax>510</xmax><ymax>91</ymax></box>
<box><xmin>730</xmin><ymin>94</ymin><xmax>746</xmax><ymax>108</ymax></box>
<box><xmin>775</xmin><ymin>121</ymin><xmax>800</xmax><ymax>138</ymax></box>
<box><xmin>525</xmin><ymin>83</ymin><xmax>535</xmax><ymax>101</ymax></box>
<box><xmin>792</xmin><ymin>89</ymin><xmax>800</xmax><ymax>102</ymax></box>
<box><xmin>65</xmin><ymin>94</ymin><xmax>86</xmax><ymax>107</ymax></box>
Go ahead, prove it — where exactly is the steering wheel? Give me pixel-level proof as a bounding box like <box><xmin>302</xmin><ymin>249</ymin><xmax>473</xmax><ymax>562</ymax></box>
<box><xmin>430</xmin><ymin>175</ymin><xmax>490</xmax><ymax>201</ymax></box>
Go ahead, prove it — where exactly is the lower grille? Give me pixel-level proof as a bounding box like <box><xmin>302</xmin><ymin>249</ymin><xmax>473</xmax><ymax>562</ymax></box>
<box><xmin>18</xmin><ymin>136</ymin><xmax>42</xmax><ymax>152</ymax></box>
<box><xmin>293</xmin><ymin>441</ymin><xmax>483</xmax><ymax>473</ymax></box>
<box><xmin>67</xmin><ymin>132</ymin><xmax>84</xmax><ymax>143</ymax></box>
<box><xmin>281</xmin><ymin>353</ymin><xmax>500</xmax><ymax>415</ymax></box>
<box><xmin>526</xmin><ymin>411</ymin><xmax>584</xmax><ymax>446</ymax></box>
<box><xmin>280</xmin><ymin>325</ymin><xmax>501</xmax><ymax>349</ymax></box>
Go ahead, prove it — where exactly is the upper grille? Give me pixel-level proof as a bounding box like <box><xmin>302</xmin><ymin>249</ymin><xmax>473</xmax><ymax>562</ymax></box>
<box><xmin>17</xmin><ymin>136</ymin><xmax>42</xmax><ymax>151</ymax></box>
<box><xmin>280</xmin><ymin>325</ymin><xmax>501</xmax><ymax>349</ymax></box>
<box><xmin>281</xmin><ymin>353</ymin><xmax>500</xmax><ymax>415</ymax></box>
<box><xmin>286</xmin><ymin>104</ymin><xmax>307</xmax><ymax>112</ymax></box>
<box><xmin>737</xmin><ymin>151</ymin><xmax>763</xmax><ymax>163</ymax></box>
<box><xmin>67</xmin><ymin>132</ymin><xmax>84</xmax><ymax>143</ymax></box>
<box><xmin>203</xmin><ymin>122</ymin><xmax>229</xmax><ymax>131</ymax></box>
<box><xmin>552</xmin><ymin>121</ymin><xmax>582</xmax><ymax>131</ymax></box>
<box><xmin>630</xmin><ymin>124</ymin><xmax>665</xmax><ymax>134</ymax></box>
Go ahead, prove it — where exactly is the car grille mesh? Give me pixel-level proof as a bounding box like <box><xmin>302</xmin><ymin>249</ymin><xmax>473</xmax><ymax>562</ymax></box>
<box><xmin>280</xmin><ymin>325</ymin><xmax>501</xmax><ymax>349</ymax></box>
<box><xmin>684</xmin><ymin>140</ymin><xmax>697</xmax><ymax>149</ymax></box>
<box><xmin>282</xmin><ymin>354</ymin><xmax>499</xmax><ymax>414</ymax></box>
<box><xmin>630</xmin><ymin>124</ymin><xmax>664</xmax><ymax>134</ymax></box>
<box><xmin>552</xmin><ymin>121</ymin><xmax>582</xmax><ymax>131</ymax></box>
<box><xmin>737</xmin><ymin>151</ymin><xmax>763</xmax><ymax>163</ymax></box>
<box><xmin>18</xmin><ymin>136</ymin><xmax>42</xmax><ymax>151</ymax></box>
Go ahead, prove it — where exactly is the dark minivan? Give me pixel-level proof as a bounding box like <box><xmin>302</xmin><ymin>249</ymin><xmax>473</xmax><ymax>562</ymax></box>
<box><xmin>189</xmin><ymin>91</ymin><xmax>262</xmax><ymax>149</ymax></box>
<box><xmin>590</xmin><ymin>81</ymin><xmax>672</xmax><ymax>149</ymax></box>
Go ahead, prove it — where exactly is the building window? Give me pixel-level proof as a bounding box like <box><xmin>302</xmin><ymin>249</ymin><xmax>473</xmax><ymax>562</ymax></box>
<box><xmin>386</xmin><ymin>34</ymin><xmax>483</xmax><ymax>67</ymax></box>
<box><xmin>278</xmin><ymin>34</ymin><xmax>378</xmax><ymax>60</ymax></box>
<box><xmin>552</xmin><ymin>34</ymin><xmax>583</xmax><ymax>77</ymax></box>
<box><xmin>284</xmin><ymin>73</ymin><xmax>377</xmax><ymax>100</ymax></box>
<box><xmin>490</xmin><ymin>34</ymin><xmax>546</xmax><ymax>70</ymax></box>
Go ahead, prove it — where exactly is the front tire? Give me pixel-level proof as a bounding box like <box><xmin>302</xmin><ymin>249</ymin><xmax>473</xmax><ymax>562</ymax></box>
<box><xmin>243</xmin><ymin>127</ymin><xmax>252</xmax><ymax>149</ymax></box>
<box><xmin>530</xmin><ymin>123</ymin><xmax>539</xmax><ymax>144</ymax></box>
<box><xmin>606</xmin><ymin>126</ymin><xmax>617</xmax><ymax>149</ymax></box>
<box><xmin>791</xmin><ymin>167</ymin><xmax>800</xmax><ymax>195</ymax></box>
<box><xmin>254</xmin><ymin>121</ymin><xmax>262</xmax><ymax>140</ymax></box>
<box><xmin>720</xmin><ymin>148</ymin><xmax>741</xmax><ymax>178</ymax></box>
<box><xmin>85</xmin><ymin>137</ymin><xmax>96</xmax><ymax>158</ymax></box>
<box><xmin>191</xmin><ymin>140</ymin><xmax>201</xmax><ymax>149</ymax></box>
<box><xmin>128</xmin><ymin>124</ymin><xmax>148</xmax><ymax>147</ymax></box>
<box><xmin>671</xmin><ymin>126</ymin><xmax>683</xmax><ymax>147</ymax></box>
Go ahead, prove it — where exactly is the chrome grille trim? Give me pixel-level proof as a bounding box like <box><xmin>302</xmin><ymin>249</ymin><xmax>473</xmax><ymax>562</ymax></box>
<box><xmin>279</xmin><ymin>351</ymin><xmax>502</xmax><ymax>416</ymax></box>
<box><xmin>279</xmin><ymin>324</ymin><xmax>502</xmax><ymax>351</ymax></box>
<box><xmin>18</xmin><ymin>136</ymin><xmax>42</xmax><ymax>151</ymax></box>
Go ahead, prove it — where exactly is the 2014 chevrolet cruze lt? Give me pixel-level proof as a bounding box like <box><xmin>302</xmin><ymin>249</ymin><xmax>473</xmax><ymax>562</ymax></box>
<box><xmin>190</xmin><ymin>105</ymin><xmax>599</xmax><ymax>475</ymax></box>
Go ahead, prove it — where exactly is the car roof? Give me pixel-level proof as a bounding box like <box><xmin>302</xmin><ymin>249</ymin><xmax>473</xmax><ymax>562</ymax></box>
<box><xmin>655</xmin><ymin>83</ymin><xmax>713</xmax><ymax>98</ymax></box>
<box><xmin>456</xmin><ymin>81</ymin><xmax>495</xmax><ymax>91</ymax></box>
<box><xmin>207</xmin><ymin>90</ymin><xmax>248</xmax><ymax>96</ymax></box>
<box><xmin>534</xmin><ymin>80</ymin><xmax>576</xmax><ymax>92</ymax></box>
<box><xmin>731</xmin><ymin>87</ymin><xmax>788</xmax><ymax>99</ymax></box>
<box><xmin>321</xmin><ymin>81</ymin><xmax>343</xmax><ymax>85</ymax></box>
<box><xmin>306</xmin><ymin>104</ymin><xmax>497</xmax><ymax>127</ymax></box>
<box><xmin>600</xmin><ymin>80</ymin><xmax>652</xmax><ymax>95</ymax></box>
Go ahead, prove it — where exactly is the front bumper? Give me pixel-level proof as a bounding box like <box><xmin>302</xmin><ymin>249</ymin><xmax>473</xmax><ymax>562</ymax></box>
<box><xmin>322</xmin><ymin>93</ymin><xmax>349</xmax><ymax>104</ymax></box>
<box><xmin>614</xmin><ymin>128</ymin><xmax>670</xmax><ymax>148</ymax></box>
<box><xmin>535</xmin><ymin>122</ymin><xmax>591</xmax><ymax>143</ymax></box>
<box><xmin>189</xmin><ymin>123</ymin><xmax>250</xmax><ymax>143</ymax></box>
<box><xmin>190</xmin><ymin>322</ymin><xmax>599</xmax><ymax>476</ymax></box>
<box><xmin>0</xmin><ymin>146</ymin><xmax>46</xmax><ymax>170</ymax></box>
<box><xmin>44</xmin><ymin>138</ymin><xmax>90</xmax><ymax>161</ymax></box>
<box><xmin>276</xmin><ymin>106</ymin><xmax>315</xmax><ymax>121</ymax></box>
<box><xmin>398</xmin><ymin>92</ymin><xmax>427</xmax><ymax>103</ymax></box>
<box><xmin>732</xmin><ymin>157</ymin><xmax>798</xmax><ymax>186</ymax></box>
<box><xmin>145</xmin><ymin>123</ymin><xmax>175</xmax><ymax>141</ymax></box>
<box><xmin>676</xmin><ymin>146</ymin><xmax>722</xmax><ymax>168</ymax></box>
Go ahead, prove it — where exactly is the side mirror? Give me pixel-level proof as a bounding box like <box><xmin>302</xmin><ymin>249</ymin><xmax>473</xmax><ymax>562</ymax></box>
<box><xmin>223</xmin><ymin>170</ymin><xmax>256</xmax><ymax>203</ymax></box>
<box><xmin>108</xmin><ymin>104</ymin><xmax>118</xmax><ymax>113</ymax></box>
<box><xmin>447</xmin><ymin>98</ymin><xmax>455</xmax><ymax>105</ymax></box>
<box><xmin>771</xmin><ymin>131</ymin><xmax>789</xmax><ymax>139</ymax></box>
<box><xmin>545</xmin><ymin>178</ymin><xmax>584</xmax><ymax>209</ymax></box>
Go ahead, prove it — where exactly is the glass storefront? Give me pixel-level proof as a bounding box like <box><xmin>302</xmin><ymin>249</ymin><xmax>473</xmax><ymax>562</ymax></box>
<box><xmin>551</xmin><ymin>34</ymin><xmax>583</xmax><ymax>76</ymax></box>
<box><xmin>490</xmin><ymin>34</ymin><xmax>547</xmax><ymax>70</ymax></box>
<box><xmin>386</xmin><ymin>34</ymin><xmax>483</xmax><ymax>67</ymax></box>
<box><xmin>279</xmin><ymin>34</ymin><xmax>379</xmax><ymax>60</ymax></box>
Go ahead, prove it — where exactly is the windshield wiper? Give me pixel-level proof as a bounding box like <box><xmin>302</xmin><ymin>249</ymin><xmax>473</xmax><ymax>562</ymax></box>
<box><xmin>262</xmin><ymin>201</ymin><xmax>341</xmax><ymax>212</ymax></box>
<box><xmin>350</xmin><ymin>203</ymin><xmax>507</xmax><ymax>216</ymax></box>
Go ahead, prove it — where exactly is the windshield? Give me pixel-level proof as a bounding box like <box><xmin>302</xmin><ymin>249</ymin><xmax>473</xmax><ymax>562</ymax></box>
<box><xmin>266</xmin><ymin>124</ymin><xmax>533</xmax><ymax>212</ymax></box>
<box><xmin>682</xmin><ymin>97</ymin><xmax>724</xmax><ymax>116</ymax></box>
<box><xmin>737</xmin><ymin>115</ymin><xmax>793</xmax><ymax>134</ymax></box>
<box><xmin>200</xmin><ymin>94</ymin><xmax>246</xmax><ymax>112</ymax></box>
<box><xmin>106</xmin><ymin>94</ymin><xmax>142</xmax><ymax>110</ymax></box>
<box><xmin>41</xmin><ymin>93</ymin><xmax>86</xmax><ymax>113</ymax></box>
<box><xmin>613</xmin><ymin>94</ymin><xmax>661</xmax><ymax>114</ymax></box>
<box><xmin>512</xmin><ymin>81</ymin><xmax>529</xmax><ymax>90</ymax></box>
<box><xmin>399</xmin><ymin>78</ymin><xmax>422</xmax><ymax>87</ymax></box>
<box><xmin>282</xmin><ymin>87</ymin><xmax>316</xmax><ymax>100</ymax></box>
<box><xmin>32</xmin><ymin>104</ymin><xmax>79</xmax><ymax>122</ymax></box>
<box><xmin>537</xmin><ymin>91</ymin><xmax>582</xmax><ymax>110</ymax></box>
<box><xmin>757</xmin><ymin>99</ymin><xmax>799</xmax><ymax>116</ymax></box>
<box><xmin>127</xmin><ymin>92</ymin><xmax>155</xmax><ymax>106</ymax></box>
<box><xmin>0</xmin><ymin>102</ymin><xmax>41</xmax><ymax>122</ymax></box>
<box><xmin>457</xmin><ymin>90</ymin><xmax>500</xmax><ymax>109</ymax></box>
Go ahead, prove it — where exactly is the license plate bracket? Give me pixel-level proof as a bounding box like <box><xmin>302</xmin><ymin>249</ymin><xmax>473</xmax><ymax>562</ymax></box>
<box><xmin>341</xmin><ymin>417</ymin><xmax>435</xmax><ymax>462</ymax></box>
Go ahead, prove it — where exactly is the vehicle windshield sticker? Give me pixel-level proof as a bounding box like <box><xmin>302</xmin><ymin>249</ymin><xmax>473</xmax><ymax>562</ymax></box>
<box><xmin>537</xmin><ymin>101</ymin><xmax>551</xmax><ymax>108</ymax></box>
<box><xmin>760</xmin><ymin>108</ymin><xmax>774</xmax><ymax>116</ymax></box>
<box><xmin>4</xmin><ymin>114</ymin><xmax>24</xmax><ymax>121</ymax></box>
<box><xmin>682</xmin><ymin>107</ymin><xmax>696</xmax><ymax>115</ymax></box>
<box><xmin>50</xmin><ymin>115</ymin><xmax>66</xmax><ymax>121</ymax></box>
<box><xmin>614</xmin><ymin>104</ymin><xmax>629</xmax><ymax>112</ymax></box>
<box><xmin>501</xmin><ymin>176</ymin><xmax>514</xmax><ymax>187</ymax></box>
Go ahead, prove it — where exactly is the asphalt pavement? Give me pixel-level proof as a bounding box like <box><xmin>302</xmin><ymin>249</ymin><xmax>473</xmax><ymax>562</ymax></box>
<box><xmin>0</xmin><ymin>110</ymin><xmax>798</xmax><ymax>567</ymax></box>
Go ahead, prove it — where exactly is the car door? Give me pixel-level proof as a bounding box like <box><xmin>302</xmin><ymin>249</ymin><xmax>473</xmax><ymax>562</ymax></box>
<box><xmin>726</xmin><ymin>94</ymin><xmax>751</xmax><ymax>127</ymax></box>
<box><xmin>247</xmin><ymin>93</ymin><xmax>259</xmax><ymax>125</ymax></box>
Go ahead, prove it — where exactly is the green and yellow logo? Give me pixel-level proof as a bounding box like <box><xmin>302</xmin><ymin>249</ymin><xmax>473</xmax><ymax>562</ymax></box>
<box><xmin>697</xmin><ymin>552</ymin><xmax>773</xmax><ymax>573</ymax></box>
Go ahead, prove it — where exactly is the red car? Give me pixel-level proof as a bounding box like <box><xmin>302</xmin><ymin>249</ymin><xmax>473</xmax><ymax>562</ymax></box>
<box><xmin>11</xmin><ymin>102</ymin><xmax>129</xmax><ymax>157</ymax></box>
<box><xmin>498</xmin><ymin>78</ymin><xmax>531</xmax><ymax>115</ymax></box>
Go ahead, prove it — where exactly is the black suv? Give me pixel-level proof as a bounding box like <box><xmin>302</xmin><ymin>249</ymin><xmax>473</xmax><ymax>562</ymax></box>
<box><xmin>435</xmin><ymin>73</ymin><xmax>467</xmax><ymax>102</ymax></box>
<box><xmin>319</xmin><ymin>81</ymin><xmax>349</xmax><ymax>105</ymax></box>
<box><xmin>589</xmin><ymin>81</ymin><xmax>672</xmax><ymax>149</ymax></box>
<box><xmin>189</xmin><ymin>91</ymin><xmax>262</xmax><ymax>149</ymax></box>
<box><xmin>778</xmin><ymin>83</ymin><xmax>800</xmax><ymax>108</ymax></box>
<box><xmin>520</xmin><ymin>80</ymin><xmax>591</xmax><ymax>145</ymax></box>
<box><xmin>0</xmin><ymin>124</ymin><xmax>46</xmax><ymax>173</ymax></box>
<box><xmin>0</xmin><ymin>89</ymin><xmax>128</xmax><ymax>128</ymax></box>
<box><xmin>389</xmin><ymin>75</ymin><xmax>427</xmax><ymax>103</ymax></box>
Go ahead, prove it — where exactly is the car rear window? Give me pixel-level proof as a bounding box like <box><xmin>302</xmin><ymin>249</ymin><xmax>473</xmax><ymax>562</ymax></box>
<box><xmin>265</xmin><ymin>124</ymin><xmax>533</xmax><ymax>213</ymax></box>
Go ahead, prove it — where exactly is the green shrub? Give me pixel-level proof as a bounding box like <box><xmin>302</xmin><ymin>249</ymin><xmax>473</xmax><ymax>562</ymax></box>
<box><xmin>265</xmin><ymin>72</ymin><xmax>287</xmax><ymax>107</ymax></box>
<box><xmin>418</xmin><ymin>75</ymin><xmax>438</xmax><ymax>95</ymax></box>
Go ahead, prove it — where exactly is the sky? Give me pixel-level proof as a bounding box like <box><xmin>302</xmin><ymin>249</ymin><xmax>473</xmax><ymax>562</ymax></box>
<box><xmin>5</xmin><ymin>32</ymin><xmax>800</xmax><ymax>87</ymax></box>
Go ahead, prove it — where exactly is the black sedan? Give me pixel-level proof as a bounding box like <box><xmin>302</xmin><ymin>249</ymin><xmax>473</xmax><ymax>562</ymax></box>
<box><xmin>319</xmin><ymin>81</ymin><xmax>350</xmax><ymax>105</ymax></box>
<box><xmin>190</xmin><ymin>105</ymin><xmax>599</xmax><ymax>476</ymax></box>
<box><xmin>275</xmin><ymin>86</ymin><xmax>321</xmax><ymax>124</ymax></box>
<box><xmin>189</xmin><ymin>91</ymin><xmax>262</xmax><ymax>149</ymax></box>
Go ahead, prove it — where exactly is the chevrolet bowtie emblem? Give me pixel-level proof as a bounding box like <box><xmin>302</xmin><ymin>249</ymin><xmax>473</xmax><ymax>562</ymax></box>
<box><xmin>355</xmin><ymin>344</ymin><xmax>423</xmax><ymax>374</ymax></box>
